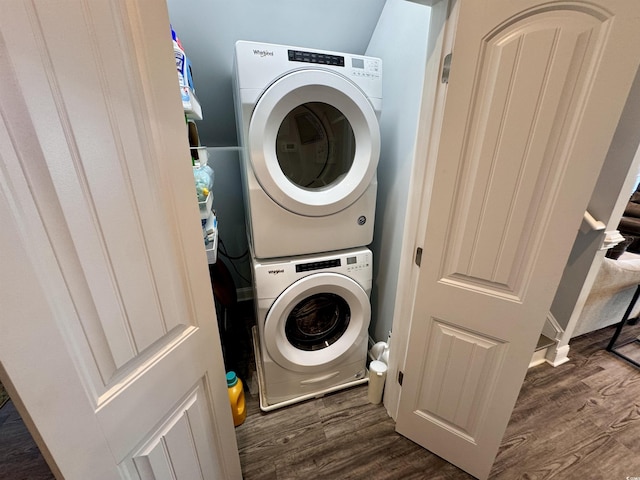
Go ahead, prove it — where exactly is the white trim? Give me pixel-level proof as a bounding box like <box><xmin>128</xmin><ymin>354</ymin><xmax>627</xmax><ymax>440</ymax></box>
<box><xmin>542</xmin><ymin>312</ymin><xmax>564</xmax><ymax>341</ymax></box>
<box><xmin>545</xmin><ymin>344</ymin><xmax>571</xmax><ymax>367</ymax></box>
<box><xmin>383</xmin><ymin>0</ymin><xmax>454</xmax><ymax>420</ymax></box>
<box><xmin>534</xmin><ymin>313</ymin><xmax>569</xmax><ymax>367</ymax></box>
<box><xmin>601</xmin><ymin>230</ymin><xmax>625</xmax><ymax>250</ymax></box>
<box><xmin>529</xmin><ymin>348</ymin><xmax>549</xmax><ymax>368</ymax></box>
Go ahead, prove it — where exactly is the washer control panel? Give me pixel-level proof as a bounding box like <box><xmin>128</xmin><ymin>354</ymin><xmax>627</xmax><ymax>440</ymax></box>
<box><xmin>296</xmin><ymin>258</ymin><xmax>341</xmax><ymax>273</ymax></box>
<box><xmin>290</xmin><ymin>248</ymin><xmax>371</xmax><ymax>274</ymax></box>
<box><xmin>345</xmin><ymin>252</ymin><xmax>371</xmax><ymax>273</ymax></box>
<box><xmin>254</xmin><ymin>247</ymin><xmax>373</xmax><ymax>296</ymax></box>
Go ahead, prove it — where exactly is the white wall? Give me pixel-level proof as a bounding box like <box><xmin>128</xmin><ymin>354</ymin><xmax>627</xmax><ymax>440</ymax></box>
<box><xmin>365</xmin><ymin>0</ymin><xmax>431</xmax><ymax>341</ymax></box>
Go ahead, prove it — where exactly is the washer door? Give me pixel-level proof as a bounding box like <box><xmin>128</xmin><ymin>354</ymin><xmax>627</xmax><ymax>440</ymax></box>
<box><xmin>248</xmin><ymin>69</ymin><xmax>380</xmax><ymax>217</ymax></box>
<box><xmin>264</xmin><ymin>272</ymin><xmax>370</xmax><ymax>373</ymax></box>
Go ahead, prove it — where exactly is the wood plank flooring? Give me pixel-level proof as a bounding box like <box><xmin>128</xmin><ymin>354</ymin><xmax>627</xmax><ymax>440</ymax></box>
<box><xmin>236</xmin><ymin>323</ymin><xmax>640</xmax><ymax>480</ymax></box>
<box><xmin>0</xmin><ymin>400</ymin><xmax>54</xmax><ymax>480</ymax></box>
<box><xmin>1</xmin><ymin>301</ymin><xmax>638</xmax><ymax>480</ymax></box>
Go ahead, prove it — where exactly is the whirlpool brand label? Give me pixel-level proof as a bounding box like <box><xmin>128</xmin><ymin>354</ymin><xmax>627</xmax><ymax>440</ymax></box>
<box><xmin>267</xmin><ymin>269</ymin><xmax>285</xmax><ymax>275</ymax></box>
<box><xmin>253</xmin><ymin>49</ymin><xmax>274</xmax><ymax>58</ymax></box>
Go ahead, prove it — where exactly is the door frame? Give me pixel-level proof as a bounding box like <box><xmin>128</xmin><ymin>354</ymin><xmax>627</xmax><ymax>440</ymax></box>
<box><xmin>383</xmin><ymin>0</ymin><xmax>455</xmax><ymax>420</ymax></box>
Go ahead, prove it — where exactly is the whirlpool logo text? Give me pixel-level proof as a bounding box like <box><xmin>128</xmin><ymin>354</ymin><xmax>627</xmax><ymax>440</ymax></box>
<box><xmin>268</xmin><ymin>269</ymin><xmax>285</xmax><ymax>275</ymax></box>
<box><xmin>253</xmin><ymin>49</ymin><xmax>274</xmax><ymax>58</ymax></box>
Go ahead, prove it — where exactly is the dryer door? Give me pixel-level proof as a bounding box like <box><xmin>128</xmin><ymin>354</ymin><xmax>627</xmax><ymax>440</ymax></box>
<box><xmin>263</xmin><ymin>272</ymin><xmax>370</xmax><ymax>373</ymax></box>
<box><xmin>248</xmin><ymin>69</ymin><xmax>380</xmax><ymax>217</ymax></box>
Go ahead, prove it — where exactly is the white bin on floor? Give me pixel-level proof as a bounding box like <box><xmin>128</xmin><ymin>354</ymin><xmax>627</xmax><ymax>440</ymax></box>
<box><xmin>368</xmin><ymin>360</ymin><xmax>388</xmax><ymax>404</ymax></box>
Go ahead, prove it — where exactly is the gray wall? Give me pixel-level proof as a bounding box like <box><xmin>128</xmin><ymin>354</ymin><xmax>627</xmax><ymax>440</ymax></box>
<box><xmin>167</xmin><ymin>0</ymin><xmax>386</xmax><ymax>147</ymax></box>
<box><xmin>167</xmin><ymin>1</ymin><xmax>433</xmax><ymax>344</ymax></box>
<box><xmin>205</xmin><ymin>147</ymin><xmax>252</xmax><ymax>292</ymax></box>
<box><xmin>366</xmin><ymin>0</ymin><xmax>431</xmax><ymax>342</ymax></box>
<box><xmin>551</xmin><ymin>66</ymin><xmax>640</xmax><ymax>333</ymax></box>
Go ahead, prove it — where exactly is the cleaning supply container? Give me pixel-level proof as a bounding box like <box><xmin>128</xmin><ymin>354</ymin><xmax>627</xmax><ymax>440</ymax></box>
<box><xmin>226</xmin><ymin>371</ymin><xmax>247</xmax><ymax>427</ymax></box>
<box><xmin>367</xmin><ymin>360</ymin><xmax>388</xmax><ymax>404</ymax></box>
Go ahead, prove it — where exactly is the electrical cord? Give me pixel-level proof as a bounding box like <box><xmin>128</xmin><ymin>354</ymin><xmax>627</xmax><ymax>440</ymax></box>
<box><xmin>218</xmin><ymin>237</ymin><xmax>252</xmax><ymax>285</ymax></box>
<box><xmin>218</xmin><ymin>237</ymin><xmax>249</xmax><ymax>260</ymax></box>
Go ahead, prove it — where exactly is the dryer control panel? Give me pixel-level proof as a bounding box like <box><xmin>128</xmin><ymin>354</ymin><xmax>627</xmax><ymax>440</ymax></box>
<box><xmin>288</xmin><ymin>49</ymin><xmax>344</xmax><ymax>66</ymax></box>
<box><xmin>286</xmin><ymin>48</ymin><xmax>381</xmax><ymax>80</ymax></box>
<box><xmin>235</xmin><ymin>41</ymin><xmax>382</xmax><ymax>104</ymax></box>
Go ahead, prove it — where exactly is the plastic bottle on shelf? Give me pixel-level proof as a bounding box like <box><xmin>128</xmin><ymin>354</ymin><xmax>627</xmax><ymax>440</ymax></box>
<box><xmin>226</xmin><ymin>371</ymin><xmax>246</xmax><ymax>427</ymax></box>
<box><xmin>193</xmin><ymin>164</ymin><xmax>214</xmax><ymax>202</ymax></box>
<box><xmin>171</xmin><ymin>25</ymin><xmax>186</xmax><ymax>87</ymax></box>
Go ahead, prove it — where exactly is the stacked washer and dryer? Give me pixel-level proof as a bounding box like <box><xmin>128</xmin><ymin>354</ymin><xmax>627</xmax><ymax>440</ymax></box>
<box><xmin>233</xmin><ymin>41</ymin><xmax>382</xmax><ymax>410</ymax></box>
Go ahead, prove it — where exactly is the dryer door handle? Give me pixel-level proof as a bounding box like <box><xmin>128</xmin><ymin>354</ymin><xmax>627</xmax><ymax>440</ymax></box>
<box><xmin>300</xmin><ymin>371</ymin><xmax>341</xmax><ymax>385</ymax></box>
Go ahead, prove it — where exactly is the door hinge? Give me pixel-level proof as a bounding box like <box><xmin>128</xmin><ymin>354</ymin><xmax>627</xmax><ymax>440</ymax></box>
<box><xmin>442</xmin><ymin>53</ymin><xmax>452</xmax><ymax>83</ymax></box>
<box><xmin>415</xmin><ymin>247</ymin><xmax>423</xmax><ymax>267</ymax></box>
<box><xmin>398</xmin><ymin>370</ymin><xmax>404</xmax><ymax>386</ymax></box>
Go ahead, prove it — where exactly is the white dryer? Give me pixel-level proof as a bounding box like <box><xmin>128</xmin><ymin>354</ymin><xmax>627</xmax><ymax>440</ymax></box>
<box><xmin>234</xmin><ymin>41</ymin><xmax>382</xmax><ymax>259</ymax></box>
<box><xmin>252</xmin><ymin>247</ymin><xmax>372</xmax><ymax>409</ymax></box>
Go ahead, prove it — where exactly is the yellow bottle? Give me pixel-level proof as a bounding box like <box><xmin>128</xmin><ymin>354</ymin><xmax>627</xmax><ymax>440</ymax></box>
<box><xmin>226</xmin><ymin>371</ymin><xmax>246</xmax><ymax>427</ymax></box>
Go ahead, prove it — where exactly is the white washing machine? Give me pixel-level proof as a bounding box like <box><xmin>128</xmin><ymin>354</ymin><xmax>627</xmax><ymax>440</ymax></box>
<box><xmin>252</xmin><ymin>247</ymin><xmax>372</xmax><ymax>409</ymax></box>
<box><xmin>234</xmin><ymin>41</ymin><xmax>382</xmax><ymax>259</ymax></box>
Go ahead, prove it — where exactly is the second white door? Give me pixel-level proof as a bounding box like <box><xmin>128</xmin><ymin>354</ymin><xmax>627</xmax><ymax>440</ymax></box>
<box><xmin>396</xmin><ymin>1</ymin><xmax>640</xmax><ymax>479</ymax></box>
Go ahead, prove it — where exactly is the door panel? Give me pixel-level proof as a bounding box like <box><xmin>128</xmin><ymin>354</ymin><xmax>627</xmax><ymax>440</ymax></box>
<box><xmin>0</xmin><ymin>1</ymin><xmax>241</xmax><ymax>478</ymax></box>
<box><xmin>417</xmin><ymin>320</ymin><xmax>507</xmax><ymax>441</ymax></box>
<box><xmin>130</xmin><ymin>381</ymin><xmax>222</xmax><ymax>479</ymax></box>
<box><xmin>396</xmin><ymin>1</ymin><xmax>640</xmax><ymax>479</ymax></box>
<box><xmin>442</xmin><ymin>7</ymin><xmax>613</xmax><ymax>298</ymax></box>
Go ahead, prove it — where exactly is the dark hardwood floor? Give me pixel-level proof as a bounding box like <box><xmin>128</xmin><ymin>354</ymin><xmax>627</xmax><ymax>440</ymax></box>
<box><xmin>236</xmin><ymin>321</ymin><xmax>640</xmax><ymax>480</ymax></box>
<box><xmin>1</xmin><ymin>302</ymin><xmax>638</xmax><ymax>480</ymax></box>
<box><xmin>0</xmin><ymin>400</ymin><xmax>54</xmax><ymax>480</ymax></box>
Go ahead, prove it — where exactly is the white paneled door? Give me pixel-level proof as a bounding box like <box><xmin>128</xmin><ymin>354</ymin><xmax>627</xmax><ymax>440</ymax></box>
<box><xmin>0</xmin><ymin>1</ymin><xmax>241</xmax><ymax>479</ymax></box>
<box><xmin>396</xmin><ymin>1</ymin><xmax>640</xmax><ymax>479</ymax></box>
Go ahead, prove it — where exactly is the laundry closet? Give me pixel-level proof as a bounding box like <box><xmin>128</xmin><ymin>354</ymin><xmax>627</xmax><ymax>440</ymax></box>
<box><xmin>167</xmin><ymin>0</ymin><xmax>640</xmax><ymax>473</ymax></box>
<box><xmin>165</xmin><ymin>0</ymin><xmax>431</xmax><ymax>408</ymax></box>
<box><xmin>3</xmin><ymin>1</ymin><xmax>640</xmax><ymax>479</ymax></box>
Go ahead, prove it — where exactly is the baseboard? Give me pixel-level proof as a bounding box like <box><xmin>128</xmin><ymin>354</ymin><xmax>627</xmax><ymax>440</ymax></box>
<box><xmin>545</xmin><ymin>344</ymin><xmax>571</xmax><ymax>367</ymax></box>
<box><xmin>237</xmin><ymin>287</ymin><xmax>253</xmax><ymax>302</ymax></box>
<box><xmin>529</xmin><ymin>347</ymin><xmax>549</xmax><ymax>368</ymax></box>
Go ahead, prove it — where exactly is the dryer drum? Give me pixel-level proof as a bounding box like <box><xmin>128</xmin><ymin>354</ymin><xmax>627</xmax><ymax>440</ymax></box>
<box><xmin>276</xmin><ymin>102</ymin><xmax>355</xmax><ymax>190</ymax></box>
<box><xmin>285</xmin><ymin>293</ymin><xmax>351</xmax><ymax>351</ymax></box>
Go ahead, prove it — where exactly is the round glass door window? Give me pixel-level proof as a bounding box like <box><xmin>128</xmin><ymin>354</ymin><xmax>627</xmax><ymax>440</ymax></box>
<box><xmin>284</xmin><ymin>293</ymin><xmax>351</xmax><ymax>351</ymax></box>
<box><xmin>276</xmin><ymin>102</ymin><xmax>355</xmax><ymax>190</ymax></box>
